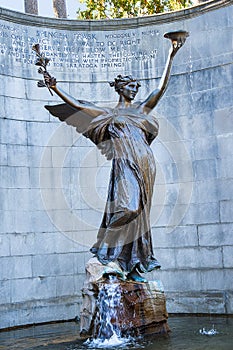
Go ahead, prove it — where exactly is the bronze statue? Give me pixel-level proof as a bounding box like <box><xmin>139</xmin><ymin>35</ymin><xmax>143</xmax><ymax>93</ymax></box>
<box><xmin>34</xmin><ymin>31</ymin><xmax>188</xmax><ymax>283</ymax></box>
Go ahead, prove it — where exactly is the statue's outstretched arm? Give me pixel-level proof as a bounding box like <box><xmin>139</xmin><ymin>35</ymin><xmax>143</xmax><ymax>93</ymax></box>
<box><xmin>140</xmin><ymin>32</ymin><xmax>188</xmax><ymax>114</ymax></box>
<box><xmin>141</xmin><ymin>47</ymin><xmax>174</xmax><ymax>113</ymax></box>
<box><xmin>44</xmin><ymin>73</ymin><xmax>104</xmax><ymax>117</ymax></box>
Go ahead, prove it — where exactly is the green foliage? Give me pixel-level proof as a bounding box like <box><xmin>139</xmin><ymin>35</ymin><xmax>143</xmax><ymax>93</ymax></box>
<box><xmin>77</xmin><ymin>0</ymin><xmax>193</xmax><ymax>20</ymax></box>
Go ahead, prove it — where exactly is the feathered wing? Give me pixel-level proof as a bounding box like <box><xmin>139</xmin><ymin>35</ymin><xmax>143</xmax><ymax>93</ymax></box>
<box><xmin>45</xmin><ymin>102</ymin><xmax>106</xmax><ymax>134</ymax></box>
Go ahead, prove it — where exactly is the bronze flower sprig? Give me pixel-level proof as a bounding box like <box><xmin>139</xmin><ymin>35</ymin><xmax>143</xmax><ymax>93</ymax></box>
<box><xmin>32</xmin><ymin>44</ymin><xmax>54</xmax><ymax>96</ymax></box>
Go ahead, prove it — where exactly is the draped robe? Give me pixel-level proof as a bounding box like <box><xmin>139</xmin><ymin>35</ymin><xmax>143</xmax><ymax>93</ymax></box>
<box><xmin>84</xmin><ymin>107</ymin><xmax>160</xmax><ymax>273</ymax></box>
<box><xmin>46</xmin><ymin>103</ymin><xmax>161</xmax><ymax>273</ymax></box>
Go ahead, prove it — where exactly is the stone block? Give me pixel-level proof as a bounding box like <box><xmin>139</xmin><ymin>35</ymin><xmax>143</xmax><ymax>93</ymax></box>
<box><xmin>51</xmin><ymin>231</ymin><xmax>84</xmax><ymax>254</ymax></box>
<box><xmin>0</xmin><ymin>234</ymin><xmax>10</xmax><ymax>257</ymax></box>
<box><xmin>151</xmin><ymin>204</ymin><xmax>173</xmax><ymax>227</ymax></box>
<box><xmin>78</xmin><ymin>231</ymin><xmax>98</xmax><ymax>252</ymax></box>
<box><xmin>218</xmin><ymin>179</ymin><xmax>233</xmax><ymax>200</ymax></box>
<box><xmin>30</xmin><ymin>297</ymin><xmax>81</xmax><ymax>325</ymax></box>
<box><xmin>0</xmin><ymin>280</ymin><xmax>11</xmax><ymax>304</ymax></box>
<box><xmin>40</xmin><ymin>188</ymin><xmax>72</xmax><ymax>210</ymax></box>
<box><xmin>201</xmin><ymin>269</ymin><xmax>232</xmax><ymax>290</ymax></box>
<box><xmin>0</xmin><ymin>256</ymin><xmax>32</xmax><ymax>280</ymax></box>
<box><xmin>182</xmin><ymin>202</ymin><xmax>219</xmax><ymax>225</ymax></box>
<box><xmin>2</xmin><ymin>75</ymin><xmax>26</xmax><ymax>99</ymax></box>
<box><xmin>212</xmin><ymin>65</ymin><xmax>233</xmax><ymax>89</ymax></box>
<box><xmin>7</xmin><ymin>145</ymin><xmax>29</xmax><ymax>167</ymax></box>
<box><xmin>0</xmin><ymin>95</ymin><xmax>4</xmax><ymax>118</ymax></box>
<box><xmin>14</xmin><ymin>210</ymin><xmax>35</xmax><ymax>233</ymax></box>
<box><xmin>38</xmin><ymin>167</ymin><xmax>63</xmax><ymax>189</ymax></box>
<box><xmin>32</xmin><ymin>209</ymin><xmax>59</xmax><ymax>233</ymax></box>
<box><xmin>7</xmin><ymin>188</ymin><xmax>43</xmax><ymax>211</ymax></box>
<box><xmin>154</xmin><ymin>248</ymin><xmax>176</xmax><ymax>270</ymax></box>
<box><xmin>217</xmin><ymin>134</ymin><xmax>233</xmax><ymax>158</ymax></box>
<box><xmin>28</xmin><ymin>167</ymin><xmax>41</xmax><ymax>189</ymax></box>
<box><xmin>11</xmin><ymin>277</ymin><xmax>57</xmax><ymax>302</ymax></box>
<box><xmin>4</xmin><ymin>307</ymin><xmax>35</xmax><ymax>329</ymax></box>
<box><xmin>188</xmin><ymin>68</ymin><xmax>212</xmax><ymax>93</ymax></box>
<box><xmin>28</xmin><ymin>145</ymin><xmax>52</xmax><ymax>168</ymax></box>
<box><xmin>166</xmin><ymin>291</ymin><xmax>226</xmax><ymax>314</ymax></box>
<box><xmin>46</xmin><ymin>208</ymin><xmax>90</xmax><ymax>233</ymax></box>
<box><xmin>152</xmin><ymin>225</ymin><xmax>198</xmax><ymax>248</ymax></box>
<box><xmin>214</xmin><ymin>107</ymin><xmax>233</xmax><ymax>135</ymax></box>
<box><xmin>4</xmin><ymin>96</ymin><xmax>50</xmax><ymax>122</ymax></box>
<box><xmin>10</xmin><ymin>233</ymin><xmax>35</xmax><ymax>256</ymax></box>
<box><xmin>79</xmin><ymin>208</ymin><xmax>103</xmax><ymax>230</ymax></box>
<box><xmin>158</xmin><ymin>140</ymin><xmax>193</xmax><ymax>163</ymax></box>
<box><xmin>0</xmin><ymin>144</ymin><xmax>7</xmax><ymax>165</ymax></box>
<box><xmin>226</xmin><ymin>291</ymin><xmax>233</xmax><ymax>314</ymax></box>
<box><xmin>67</xmin><ymin>146</ymin><xmax>98</xmax><ymax>168</ymax></box>
<box><xmin>74</xmin><ymin>273</ymin><xmax>86</xmax><ymax>293</ymax></box>
<box><xmin>34</xmin><ymin>232</ymin><xmax>60</xmax><ymax>255</ymax></box>
<box><xmin>149</xmin><ymin>270</ymin><xmax>202</xmax><ymax>292</ymax></box>
<box><xmin>27</xmin><ymin>121</ymin><xmax>59</xmax><ymax>147</ymax></box>
<box><xmin>193</xmin><ymin>136</ymin><xmax>218</xmax><ymax>160</ymax></box>
<box><xmin>74</xmin><ymin>253</ymin><xmax>87</xmax><ymax>274</ymax></box>
<box><xmin>156</xmin><ymin>162</ymin><xmax>175</xmax><ymax>185</ymax></box>
<box><xmin>56</xmin><ymin>275</ymin><xmax>75</xmax><ymax>297</ymax></box>
<box><xmin>70</xmin><ymin>185</ymin><xmax>106</xmax><ymax>211</ymax></box>
<box><xmin>217</xmin><ymin>157</ymin><xmax>233</xmax><ymax>179</ymax></box>
<box><xmin>166</xmin><ymin>74</ymin><xmax>189</xmax><ymax>97</ymax></box>
<box><xmin>220</xmin><ymin>200</ymin><xmax>233</xmax><ymax>223</ymax></box>
<box><xmin>0</xmin><ymin>166</ymin><xmax>30</xmax><ymax>189</ymax></box>
<box><xmin>177</xmin><ymin>111</ymin><xmax>214</xmax><ymax>140</ymax></box>
<box><xmin>191</xmin><ymin>90</ymin><xmax>214</xmax><ymax>114</ymax></box>
<box><xmin>175</xmin><ymin>247</ymin><xmax>223</xmax><ymax>269</ymax></box>
<box><xmin>0</xmin><ymin>210</ymin><xmax>15</xmax><ymax>234</ymax></box>
<box><xmin>32</xmin><ymin>253</ymin><xmax>75</xmax><ymax>277</ymax></box>
<box><xmin>193</xmin><ymin>159</ymin><xmax>217</xmax><ymax>180</ymax></box>
<box><xmin>0</xmin><ymin>189</ymin><xmax>8</xmax><ymax>211</ymax></box>
<box><xmin>223</xmin><ymin>246</ymin><xmax>233</xmax><ymax>268</ymax></box>
<box><xmin>157</xmin><ymin>93</ymin><xmax>191</xmax><ymax>118</ymax></box>
<box><xmin>213</xmin><ymin>85</ymin><xmax>233</xmax><ymax>110</ymax></box>
<box><xmin>198</xmin><ymin>223</ymin><xmax>233</xmax><ymax>247</ymax></box>
<box><xmin>0</xmin><ymin>118</ymin><xmax>27</xmax><ymax>145</ymax></box>
<box><xmin>154</xmin><ymin>182</ymin><xmax>180</xmax><ymax>206</ymax></box>
<box><xmin>51</xmin><ymin>146</ymin><xmax>71</xmax><ymax>168</ymax></box>
<box><xmin>194</xmin><ymin>179</ymin><xmax>219</xmax><ymax>204</ymax></box>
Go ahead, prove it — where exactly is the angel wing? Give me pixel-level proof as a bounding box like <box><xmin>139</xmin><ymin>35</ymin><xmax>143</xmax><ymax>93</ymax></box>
<box><xmin>45</xmin><ymin>101</ymin><xmax>107</xmax><ymax>134</ymax></box>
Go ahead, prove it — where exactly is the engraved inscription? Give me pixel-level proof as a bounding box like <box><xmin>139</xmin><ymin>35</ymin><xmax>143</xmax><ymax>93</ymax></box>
<box><xmin>0</xmin><ymin>22</ymin><xmax>159</xmax><ymax>73</ymax></box>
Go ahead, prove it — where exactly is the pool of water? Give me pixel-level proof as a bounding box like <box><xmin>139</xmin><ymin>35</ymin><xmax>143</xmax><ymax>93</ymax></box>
<box><xmin>0</xmin><ymin>316</ymin><xmax>232</xmax><ymax>350</ymax></box>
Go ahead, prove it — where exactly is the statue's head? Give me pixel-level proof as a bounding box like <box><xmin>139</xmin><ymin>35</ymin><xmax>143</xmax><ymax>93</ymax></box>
<box><xmin>109</xmin><ymin>75</ymin><xmax>141</xmax><ymax>101</ymax></box>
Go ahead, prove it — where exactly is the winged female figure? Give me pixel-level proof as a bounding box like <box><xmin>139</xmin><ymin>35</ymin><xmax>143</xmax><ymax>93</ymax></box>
<box><xmin>35</xmin><ymin>31</ymin><xmax>188</xmax><ymax>282</ymax></box>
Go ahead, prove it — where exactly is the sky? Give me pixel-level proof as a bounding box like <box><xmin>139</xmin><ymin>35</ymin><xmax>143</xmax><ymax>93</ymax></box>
<box><xmin>0</xmin><ymin>0</ymin><xmax>81</xmax><ymax>19</ymax></box>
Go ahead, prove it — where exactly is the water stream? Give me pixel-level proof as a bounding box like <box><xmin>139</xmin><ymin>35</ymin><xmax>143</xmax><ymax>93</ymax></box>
<box><xmin>85</xmin><ymin>275</ymin><xmax>131</xmax><ymax>348</ymax></box>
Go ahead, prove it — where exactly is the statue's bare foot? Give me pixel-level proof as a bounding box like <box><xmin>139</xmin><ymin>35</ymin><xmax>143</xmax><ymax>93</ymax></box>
<box><xmin>127</xmin><ymin>269</ymin><xmax>147</xmax><ymax>283</ymax></box>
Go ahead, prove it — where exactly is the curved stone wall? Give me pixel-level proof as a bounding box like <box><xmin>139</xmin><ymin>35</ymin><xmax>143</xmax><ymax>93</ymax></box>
<box><xmin>0</xmin><ymin>0</ymin><xmax>232</xmax><ymax>328</ymax></box>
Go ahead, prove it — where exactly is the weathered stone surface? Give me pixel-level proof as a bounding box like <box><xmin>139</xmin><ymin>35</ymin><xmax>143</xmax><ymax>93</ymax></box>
<box><xmin>80</xmin><ymin>258</ymin><xmax>169</xmax><ymax>338</ymax></box>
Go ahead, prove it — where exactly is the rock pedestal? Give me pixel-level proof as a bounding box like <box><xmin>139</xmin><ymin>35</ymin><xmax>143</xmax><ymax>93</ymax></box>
<box><xmin>80</xmin><ymin>258</ymin><xmax>169</xmax><ymax>338</ymax></box>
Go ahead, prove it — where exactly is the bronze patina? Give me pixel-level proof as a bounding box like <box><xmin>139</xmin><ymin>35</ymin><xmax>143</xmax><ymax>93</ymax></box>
<box><xmin>34</xmin><ymin>31</ymin><xmax>188</xmax><ymax>283</ymax></box>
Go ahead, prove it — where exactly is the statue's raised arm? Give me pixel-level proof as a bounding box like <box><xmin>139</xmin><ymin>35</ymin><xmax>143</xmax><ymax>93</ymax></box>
<box><xmin>32</xmin><ymin>44</ymin><xmax>106</xmax><ymax>133</ymax></box>
<box><xmin>140</xmin><ymin>31</ymin><xmax>189</xmax><ymax>114</ymax></box>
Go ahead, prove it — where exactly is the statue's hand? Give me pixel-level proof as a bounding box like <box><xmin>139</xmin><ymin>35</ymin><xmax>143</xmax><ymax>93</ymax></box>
<box><xmin>171</xmin><ymin>36</ymin><xmax>187</xmax><ymax>56</ymax></box>
<box><xmin>43</xmin><ymin>71</ymin><xmax>57</xmax><ymax>88</ymax></box>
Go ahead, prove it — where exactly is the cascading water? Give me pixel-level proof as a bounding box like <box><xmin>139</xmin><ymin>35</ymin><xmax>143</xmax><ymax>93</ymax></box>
<box><xmin>85</xmin><ymin>275</ymin><xmax>131</xmax><ymax>348</ymax></box>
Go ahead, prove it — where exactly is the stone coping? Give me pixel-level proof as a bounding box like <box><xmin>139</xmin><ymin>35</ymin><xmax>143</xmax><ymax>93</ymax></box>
<box><xmin>0</xmin><ymin>0</ymin><xmax>232</xmax><ymax>30</ymax></box>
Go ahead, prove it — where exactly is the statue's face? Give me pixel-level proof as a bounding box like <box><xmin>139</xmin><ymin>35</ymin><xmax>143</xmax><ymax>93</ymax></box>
<box><xmin>121</xmin><ymin>81</ymin><xmax>139</xmax><ymax>101</ymax></box>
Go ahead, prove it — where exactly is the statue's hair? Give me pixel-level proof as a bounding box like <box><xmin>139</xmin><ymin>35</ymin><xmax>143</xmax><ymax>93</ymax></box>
<box><xmin>109</xmin><ymin>75</ymin><xmax>141</xmax><ymax>94</ymax></box>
